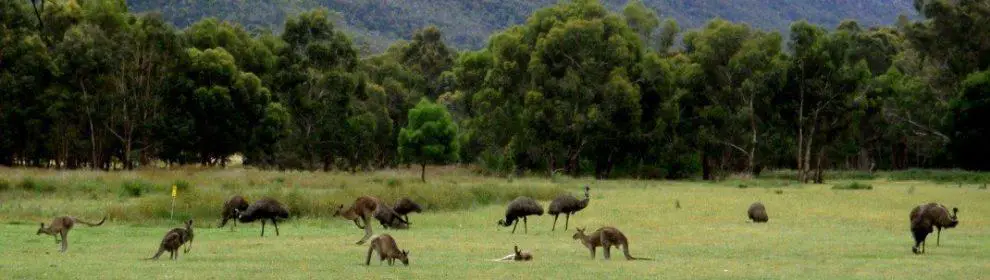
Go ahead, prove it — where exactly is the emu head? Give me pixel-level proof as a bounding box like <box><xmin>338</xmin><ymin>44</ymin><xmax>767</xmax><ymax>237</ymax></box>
<box><xmin>36</xmin><ymin>223</ymin><xmax>45</xmax><ymax>235</ymax></box>
<box><xmin>233</xmin><ymin>208</ymin><xmax>243</xmax><ymax>219</ymax></box>
<box><xmin>584</xmin><ymin>185</ymin><xmax>590</xmax><ymax>199</ymax></box>
<box><xmin>497</xmin><ymin>219</ymin><xmax>507</xmax><ymax>227</ymax></box>
<box><xmin>572</xmin><ymin>227</ymin><xmax>586</xmax><ymax>240</ymax></box>
<box><xmin>331</xmin><ymin>204</ymin><xmax>345</xmax><ymax>217</ymax></box>
<box><xmin>948</xmin><ymin>207</ymin><xmax>960</xmax><ymax>227</ymax></box>
<box><xmin>399</xmin><ymin>250</ymin><xmax>410</xmax><ymax>266</ymax></box>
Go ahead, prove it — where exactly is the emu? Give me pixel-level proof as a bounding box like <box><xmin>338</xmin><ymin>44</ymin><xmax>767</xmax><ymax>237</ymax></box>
<box><xmin>910</xmin><ymin>202</ymin><xmax>959</xmax><ymax>254</ymax></box>
<box><xmin>497</xmin><ymin>196</ymin><xmax>544</xmax><ymax>234</ymax></box>
<box><xmin>218</xmin><ymin>195</ymin><xmax>249</xmax><ymax>231</ymax></box>
<box><xmin>547</xmin><ymin>185</ymin><xmax>590</xmax><ymax>231</ymax></box>
<box><xmin>748</xmin><ymin>202</ymin><xmax>768</xmax><ymax>223</ymax></box>
<box><xmin>392</xmin><ymin>197</ymin><xmax>423</xmax><ymax>224</ymax></box>
<box><xmin>236</xmin><ymin>197</ymin><xmax>290</xmax><ymax>237</ymax></box>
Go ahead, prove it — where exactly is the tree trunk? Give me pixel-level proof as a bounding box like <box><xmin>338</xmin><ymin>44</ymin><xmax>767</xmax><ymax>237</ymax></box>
<box><xmin>748</xmin><ymin>96</ymin><xmax>757</xmax><ymax>175</ymax></box>
<box><xmin>420</xmin><ymin>163</ymin><xmax>426</xmax><ymax>182</ymax></box>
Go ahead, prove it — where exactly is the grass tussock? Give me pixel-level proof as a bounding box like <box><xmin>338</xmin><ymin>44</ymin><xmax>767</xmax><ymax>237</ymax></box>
<box><xmin>832</xmin><ymin>182</ymin><xmax>874</xmax><ymax>190</ymax></box>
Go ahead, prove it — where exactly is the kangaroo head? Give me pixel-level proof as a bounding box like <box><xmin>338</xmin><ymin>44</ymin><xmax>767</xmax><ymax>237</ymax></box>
<box><xmin>399</xmin><ymin>250</ymin><xmax>409</xmax><ymax>266</ymax></box>
<box><xmin>331</xmin><ymin>204</ymin><xmax>345</xmax><ymax>217</ymax></box>
<box><xmin>572</xmin><ymin>227</ymin><xmax>586</xmax><ymax>239</ymax></box>
<box><xmin>36</xmin><ymin>223</ymin><xmax>46</xmax><ymax>235</ymax></box>
<box><xmin>185</xmin><ymin>219</ymin><xmax>194</xmax><ymax>229</ymax></box>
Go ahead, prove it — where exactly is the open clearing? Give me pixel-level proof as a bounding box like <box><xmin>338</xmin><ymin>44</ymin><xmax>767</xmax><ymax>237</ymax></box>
<box><xmin>1</xmin><ymin>169</ymin><xmax>988</xmax><ymax>279</ymax></box>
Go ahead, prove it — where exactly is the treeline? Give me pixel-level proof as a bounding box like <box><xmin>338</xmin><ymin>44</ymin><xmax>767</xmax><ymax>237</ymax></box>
<box><xmin>2</xmin><ymin>0</ymin><xmax>988</xmax><ymax>181</ymax></box>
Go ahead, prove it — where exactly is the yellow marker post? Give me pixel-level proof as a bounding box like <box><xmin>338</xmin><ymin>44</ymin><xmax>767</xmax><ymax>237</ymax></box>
<box><xmin>170</xmin><ymin>185</ymin><xmax>177</xmax><ymax>220</ymax></box>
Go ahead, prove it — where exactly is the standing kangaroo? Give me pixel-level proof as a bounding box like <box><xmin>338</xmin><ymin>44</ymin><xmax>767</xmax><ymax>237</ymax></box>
<box><xmin>334</xmin><ymin>196</ymin><xmax>408</xmax><ymax>245</ymax></box>
<box><xmin>572</xmin><ymin>227</ymin><xmax>649</xmax><ymax>260</ymax></box>
<box><xmin>36</xmin><ymin>216</ymin><xmax>106</xmax><ymax>252</ymax></box>
<box><xmin>365</xmin><ymin>234</ymin><xmax>409</xmax><ymax>266</ymax></box>
<box><xmin>148</xmin><ymin>219</ymin><xmax>194</xmax><ymax>260</ymax></box>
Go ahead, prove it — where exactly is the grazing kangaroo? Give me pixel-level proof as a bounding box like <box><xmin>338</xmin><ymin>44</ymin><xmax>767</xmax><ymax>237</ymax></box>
<box><xmin>36</xmin><ymin>216</ymin><xmax>107</xmax><ymax>252</ymax></box>
<box><xmin>365</xmin><ymin>234</ymin><xmax>409</xmax><ymax>266</ymax></box>
<box><xmin>148</xmin><ymin>219</ymin><xmax>194</xmax><ymax>260</ymax></box>
<box><xmin>495</xmin><ymin>245</ymin><xmax>533</xmax><ymax>261</ymax></box>
<box><xmin>572</xmin><ymin>227</ymin><xmax>650</xmax><ymax>260</ymax></box>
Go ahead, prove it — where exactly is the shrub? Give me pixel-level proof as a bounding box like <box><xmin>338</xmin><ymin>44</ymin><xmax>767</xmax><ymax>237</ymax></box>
<box><xmin>174</xmin><ymin>180</ymin><xmax>192</xmax><ymax>192</ymax></box>
<box><xmin>120</xmin><ymin>180</ymin><xmax>159</xmax><ymax>197</ymax></box>
<box><xmin>832</xmin><ymin>182</ymin><xmax>873</xmax><ymax>190</ymax></box>
<box><xmin>0</xmin><ymin>179</ymin><xmax>10</xmax><ymax>191</ymax></box>
<box><xmin>737</xmin><ymin>184</ymin><xmax>749</xmax><ymax>189</ymax></box>
<box><xmin>19</xmin><ymin>177</ymin><xmax>56</xmax><ymax>193</ymax></box>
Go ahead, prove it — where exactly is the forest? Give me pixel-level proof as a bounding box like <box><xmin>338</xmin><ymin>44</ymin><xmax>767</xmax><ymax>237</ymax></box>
<box><xmin>2</xmin><ymin>0</ymin><xmax>989</xmax><ymax>182</ymax></box>
<box><xmin>123</xmin><ymin>0</ymin><xmax>917</xmax><ymax>51</ymax></box>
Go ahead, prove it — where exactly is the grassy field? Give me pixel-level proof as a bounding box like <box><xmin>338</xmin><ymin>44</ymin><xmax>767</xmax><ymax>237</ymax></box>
<box><xmin>1</xmin><ymin>167</ymin><xmax>988</xmax><ymax>279</ymax></box>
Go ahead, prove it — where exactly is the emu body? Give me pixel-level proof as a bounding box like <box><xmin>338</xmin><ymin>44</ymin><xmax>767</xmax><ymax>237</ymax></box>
<box><xmin>365</xmin><ymin>234</ymin><xmax>409</xmax><ymax>266</ymax></box>
<box><xmin>547</xmin><ymin>186</ymin><xmax>590</xmax><ymax>231</ymax></box>
<box><xmin>36</xmin><ymin>216</ymin><xmax>106</xmax><ymax>253</ymax></box>
<box><xmin>237</xmin><ymin>197</ymin><xmax>289</xmax><ymax>237</ymax></box>
<box><xmin>497</xmin><ymin>196</ymin><xmax>544</xmax><ymax>234</ymax></box>
<box><xmin>910</xmin><ymin>203</ymin><xmax>959</xmax><ymax>254</ymax></box>
<box><xmin>748</xmin><ymin>202</ymin><xmax>768</xmax><ymax>223</ymax></box>
<box><xmin>572</xmin><ymin>227</ymin><xmax>648</xmax><ymax>260</ymax></box>
<box><xmin>393</xmin><ymin>197</ymin><xmax>423</xmax><ymax>223</ymax></box>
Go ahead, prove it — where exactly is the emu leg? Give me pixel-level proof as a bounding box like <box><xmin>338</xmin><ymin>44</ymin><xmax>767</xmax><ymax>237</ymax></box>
<box><xmin>590</xmin><ymin>247</ymin><xmax>596</xmax><ymax>259</ymax></box>
<box><xmin>232</xmin><ymin>219</ymin><xmax>237</xmax><ymax>232</ymax></box>
<box><xmin>261</xmin><ymin>220</ymin><xmax>267</xmax><ymax>237</ymax></box>
<box><xmin>936</xmin><ymin>228</ymin><xmax>941</xmax><ymax>247</ymax></box>
<box><xmin>404</xmin><ymin>215</ymin><xmax>410</xmax><ymax>224</ymax></box>
<box><xmin>564</xmin><ymin>214</ymin><xmax>570</xmax><ymax>230</ymax></box>
<box><xmin>524</xmin><ymin>216</ymin><xmax>528</xmax><ymax>233</ymax></box>
<box><xmin>552</xmin><ymin>214</ymin><xmax>559</xmax><ymax>231</ymax></box>
<box><xmin>511</xmin><ymin>220</ymin><xmax>518</xmax><ymax>234</ymax></box>
<box><xmin>272</xmin><ymin>218</ymin><xmax>280</xmax><ymax>236</ymax></box>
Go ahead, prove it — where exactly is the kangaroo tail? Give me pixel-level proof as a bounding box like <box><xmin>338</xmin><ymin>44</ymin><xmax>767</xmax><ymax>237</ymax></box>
<box><xmin>623</xmin><ymin>244</ymin><xmax>650</xmax><ymax>260</ymax></box>
<box><xmin>147</xmin><ymin>248</ymin><xmax>165</xmax><ymax>260</ymax></box>
<box><xmin>77</xmin><ymin>216</ymin><xmax>107</xmax><ymax>227</ymax></box>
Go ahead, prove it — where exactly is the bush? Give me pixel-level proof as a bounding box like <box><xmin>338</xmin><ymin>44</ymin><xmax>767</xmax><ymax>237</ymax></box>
<box><xmin>19</xmin><ymin>177</ymin><xmax>56</xmax><ymax>193</ymax></box>
<box><xmin>832</xmin><ymin>182</ymin><xmax>873</xmax><ymax>190</ymax></box>
<box><xmin>0</xmin><ymin>179</ymin><xmax>10</xmax><ymax>191</ymax></box>
<box><xmin>174</xmin><ymin>180</ymin><xmax>192</xmax><ymax>192</ymax></box>
<box><xmin>120</xmin><ymin>180</ymin><xmax>159</xmax><ymax>197</ymax></box>
<box><xmin>737</xmin><ymin>184</ymin><xmax>749</xmax><ymax>189</ymax></box>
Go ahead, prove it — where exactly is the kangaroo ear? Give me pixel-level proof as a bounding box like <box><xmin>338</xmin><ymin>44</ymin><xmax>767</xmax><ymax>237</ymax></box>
<box><xmin>39</xmin><ymin>222</ymin><xmax>44</xmax><ymax>228</ymax></box>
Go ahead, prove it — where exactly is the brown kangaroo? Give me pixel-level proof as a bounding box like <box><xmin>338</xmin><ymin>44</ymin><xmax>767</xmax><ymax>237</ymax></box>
<box><xmin>572</xmin><ymin>227</ymin><xmax>650</xmax><ymax>260</ymax></box>
<box><xmin>148</xmin><ymin>219</ymin><xmax>195</xmax><ymax>260</ymax></box>
<box><xmin>36</xmin><ymin>215</ymin><xmax>107</xmax><ymax>252</ymax></box>
<box><xmin>334</xmin><ymin>196</ymin><xmax>408</xmax><ymax>245</ymax></box>
<box><xmin>495</xmin><ymin>245</ymin><xmax>533</xmax><ymax>261</ymax></box>
<box><xmin>365</xmin><ymin>234</ymin><xmax>409</xmax><ymax>266</ymax></box>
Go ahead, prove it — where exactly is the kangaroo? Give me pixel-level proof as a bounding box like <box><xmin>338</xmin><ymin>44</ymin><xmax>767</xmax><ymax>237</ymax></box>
<box><xmin>148</xmin><ymin>219</ymin><xmax>194</xmax><ymax>260</ymax></box>
<box><xmin>36</xmin><ymin>215</ymin><xmax>106</xmax><ymax>252</ymax></box>
<box><xmin>572</xmin><ymin>227</ymin><xmax>650</xmax><ymax>260</ymax></box>
<box><xmin>334</xmin><ymin>196</ymin><xmax>408</xmax><ymax>245</ymax></box>
<box><xmin>365</xmin><ymin>234</ymin><xmax>409</xmax><ymax>266</ymax></box>
<box><xmin>495</xmin><ymin>245</ymin><xmax>533</xmax><ymax>261</ymax></box>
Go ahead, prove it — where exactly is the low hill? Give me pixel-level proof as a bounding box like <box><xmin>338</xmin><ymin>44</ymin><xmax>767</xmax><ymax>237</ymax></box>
<box><xmin>126</xmin><ymin>0</ymin><xmax>916</xmax><ymax>52</ymax></box>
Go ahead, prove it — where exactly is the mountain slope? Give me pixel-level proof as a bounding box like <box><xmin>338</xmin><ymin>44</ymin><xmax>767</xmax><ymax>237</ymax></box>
<box><xmin>126</xmin><ymin>0</ymin><xmax>916</xmax><ymax>52</ymax></box>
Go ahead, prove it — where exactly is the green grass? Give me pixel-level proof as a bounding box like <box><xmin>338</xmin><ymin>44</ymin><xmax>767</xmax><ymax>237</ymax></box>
<box><xmin>1</xmin><ymin>168</ymin><xmax>988</xmax><ymax>279</ymax></box>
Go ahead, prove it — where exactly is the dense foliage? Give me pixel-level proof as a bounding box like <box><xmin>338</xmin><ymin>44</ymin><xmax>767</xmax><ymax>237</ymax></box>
<box><xmin>2</xmin><ymin>0</ymin><xmax>989</xmax><ymax>181</ymax></box>
<box><xmin>123</xmin><ymin>0</ymin><xmax>915</xmax><ymax>51</ymax></box>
